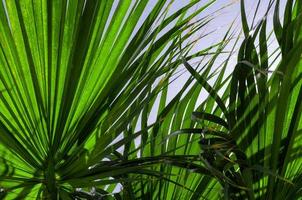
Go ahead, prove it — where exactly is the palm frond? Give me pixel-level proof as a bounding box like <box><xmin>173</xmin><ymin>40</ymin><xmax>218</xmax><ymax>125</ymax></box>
<box><xmin>0</xmin><ymin>0</ymin><xmax>219</xmax><ymax>199</ymax></box>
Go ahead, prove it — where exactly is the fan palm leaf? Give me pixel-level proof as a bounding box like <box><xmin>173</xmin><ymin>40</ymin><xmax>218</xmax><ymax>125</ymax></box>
<box><xmin>0</xmin><ymin>0</ymin><xmax>220</xmax><ymax>199</ymax></box>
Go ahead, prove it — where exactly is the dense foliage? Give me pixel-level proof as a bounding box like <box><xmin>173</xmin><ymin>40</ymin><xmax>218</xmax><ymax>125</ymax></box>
<box><xmin>0</xmin><ymin>0</ymin><xmax>301</xmax><ymax>199</ymax></box>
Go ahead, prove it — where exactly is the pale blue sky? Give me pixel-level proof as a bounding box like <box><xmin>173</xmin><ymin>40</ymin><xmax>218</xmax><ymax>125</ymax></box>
<box><xmin>140</xmin><ymin>0</ymin><xmax>287</xmax><ymax>125</ymax></box>
<box><xmin>165</xmin><ymin>0</ymin><xmax>286</xmax><ymax>100</ymax></box>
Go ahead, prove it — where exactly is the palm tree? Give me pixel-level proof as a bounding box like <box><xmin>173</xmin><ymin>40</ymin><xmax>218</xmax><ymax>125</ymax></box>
<box><xmin>161</xmin><ymin>0</ymin><xmax>302</xmax><ymax>199</ymax></box>
<box><xmin>1</xmin><ymin>0</ymin><xmax>302</xmax><ymax>199</ymax></box>
<box><xmin>0</xmin><ymin>0</ymin><xmax>219</xmax><ymax>199</ymax></box>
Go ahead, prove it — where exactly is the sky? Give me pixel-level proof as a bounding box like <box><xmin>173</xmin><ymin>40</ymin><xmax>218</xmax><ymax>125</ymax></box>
<box><xmin>137</xmin><ymin>0</ymin><xmax>287</xmax><ymax>125</ymax></box>
<box><xmin>164</xmin><ymin>0</ymin><xmax>286</xmax><ymax>101</ymax></box>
